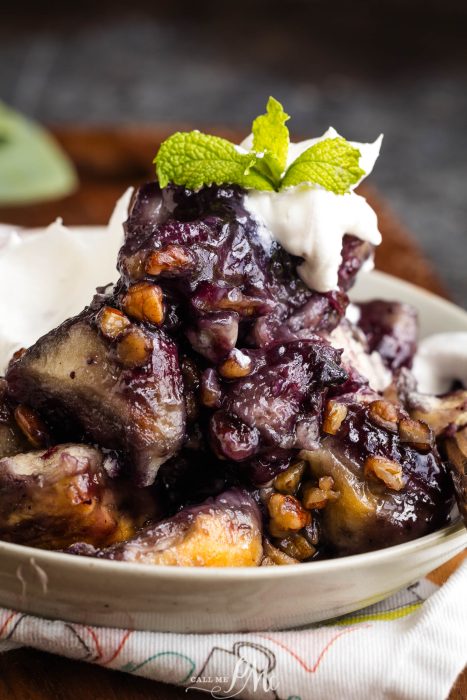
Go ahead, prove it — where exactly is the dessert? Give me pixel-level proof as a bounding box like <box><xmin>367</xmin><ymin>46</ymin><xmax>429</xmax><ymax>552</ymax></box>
<box><xmin>0</xmin><ymin>98</ymin><xmax>464</xmax><ymax>566</ymax></box>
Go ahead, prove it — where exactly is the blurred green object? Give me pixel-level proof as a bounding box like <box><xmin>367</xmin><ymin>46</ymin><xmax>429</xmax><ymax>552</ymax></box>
<box><xmin>0</xmin><ymin>102</ymin><xmax>77</xmax><ymax>205</ymax></box>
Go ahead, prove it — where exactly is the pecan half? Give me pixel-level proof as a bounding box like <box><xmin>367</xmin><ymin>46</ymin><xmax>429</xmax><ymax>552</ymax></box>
<box><xmin>398</xmin><ymin>417</ymin><xmax>433</xmax><ymax>453</ymax></box>
<box><xmin>275</xmin><ymin>533</ymin><xmax>316</xmax><ymax>561</ymax></box>
<box><xmin>274</xmin><ymin>459</ymin><xmax>306</xmax><ymax>495</ymax></box>
<box><xmin>116</xmin><ymin>328</ymin><xmax>153</xmax><ymax>368</ymax></box>
<box><xmin>145</xmin><ymin>244</ymin><xmax>194</xmax><ymax>277</ymax></box>
<box><xmin>322</xmin><ymin>400</ymin><xmax>348</xmax><ymax>435</ymax></box>
<box><xmin>267</xmin><ymin>493</ymin><xmax>311</xmax><ymax>532</ymax></box>
<box><xmin>123</xmin><ymin>282</ymin><xmax>164</xmax><ymax>325</ymax></box>
<box><xmin>368</xmin><ymin>400</ymin><xmax>399</xmax><ymax>432</ymax></box>
<box><xmin>364</xmin><ymin>455</ymin><xmax>405</xmax><ymax>491</ymax></box>
<box><xmin>97</xmin><ymin>306</ymin><xmax>131</xmax><ymax>340</ymax></box>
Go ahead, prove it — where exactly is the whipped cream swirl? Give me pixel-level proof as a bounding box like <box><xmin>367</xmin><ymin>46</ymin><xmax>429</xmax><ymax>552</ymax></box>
<box><xmin>241</xmin><ymin>128</ymin><xmax>383</xmax><ymax>293</ymax></box>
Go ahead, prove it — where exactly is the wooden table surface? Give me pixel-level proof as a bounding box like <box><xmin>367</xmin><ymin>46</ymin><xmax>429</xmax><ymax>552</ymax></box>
<box><xmin>0</xmin><ymin>127</ymin><xmax>465</xmax><ymax>699</ymax></box>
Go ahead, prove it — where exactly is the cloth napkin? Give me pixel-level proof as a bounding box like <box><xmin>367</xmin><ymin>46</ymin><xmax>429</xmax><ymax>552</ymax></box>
<box><xmin>1</xmin><ymin>562</ymin><xmax>466</xmax><ymax>700</ymax></box>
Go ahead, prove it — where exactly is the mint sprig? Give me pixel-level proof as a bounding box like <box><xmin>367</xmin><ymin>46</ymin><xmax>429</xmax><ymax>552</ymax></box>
<box><xmin>155</xmin><ymin>131</ymin><xmax>272</xmax><ymax>191</ymax></box>
<box><xmin>251</xmin><ymin>96</ymin><xmax>290</xmax><ymax>183</ymax></box>
<box><xmin>154</xmin><ymin>98</ymin><xmax>365</xmax><ymax>195</ymax></box>
<box><xmin>281</xmin><ymin>137</ymin><xmax>364</xmax><ymax>194</ymax></box>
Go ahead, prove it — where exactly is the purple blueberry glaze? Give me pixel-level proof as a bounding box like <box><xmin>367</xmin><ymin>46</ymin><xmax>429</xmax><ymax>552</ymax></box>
<box><xmin>357</xmin><ymin>300</ymin><xmax>418</xmax><ymax>370</ymax></box>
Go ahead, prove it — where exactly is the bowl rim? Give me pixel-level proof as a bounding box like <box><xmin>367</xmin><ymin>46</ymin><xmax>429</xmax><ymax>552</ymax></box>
<box><xmin>0</xmin><ymin>519</ymin><xmax>464</xmax><ymax>580</ymax></box>
<box><xmin>352</xmin><ymin>268</ymin><xmax>467</xmax><ymax>324</ymax></box>
<box><xmin>1</xmin><ymin>264</ymin><xmax>466</xmax><ymax>580</ymax></box>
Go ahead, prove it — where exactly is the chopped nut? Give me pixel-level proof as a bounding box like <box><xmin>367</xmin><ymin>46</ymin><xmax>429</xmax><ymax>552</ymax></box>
<box><xmin>301</xmin><ymin>474</ymin><xmax>339</xmax><ymax>511</ymax></box>
<box><xmin>302</xmin><ymin>484</ymin><xmax>328</xmax><ymax>510</ymax></box>
<box><xmin>218</xmin><ymin>349</ymin><xmax>252</xmax><ymax>379</ymax></box>
<box><xmin>195</xmin><ymin>287</ymin><xmax>272</xmax><ymax>317</ymax></box>
<box><xmin>14</xmin><ymin>405</ymin><xmax>49</xmax><ymax>448</ymax></box>
<box><xmin>262</xmin><ymin>539</ymin><xmax>299</xmax><ymax>565</ymax></box>
<box><xmin>200</xmin><ymin>387</ymin><xmax>222</xmax><ymax>409</ymax></box>
<box><xmin>267</xmin><ymin>493</ymin><xmax>311</xmax><ymax>532</ymax></box>
<box><xmin>316</xmin><ymin>475</ymin><xmax>339</xmax><ymax>502</ymax></box>
<box><xmin>260</xmin><ymin>556</ymin><xmax>276</xmax><ymax>566</ymax></box>
<box><xmin>322</xmin><ymin>400</ymin><xmax>348</xmax><ymax>435</ymax></box>
<box><xmin>122</xmin><ymin>282</ymin><xmax>164</xmax><ymax>325</ymax></box>
<box><xmin>318</xmin><ymin>475</ymin><xmax>334</xmax><ymax>491</ymax></box>
<box><xmin>274</xmin><ymin>459</ymin><xmax>306</xmax><ymax>495</ymax></box>
<box><xmin>364</xmin><ymin>455</ymin><xmax>405</xmax><ymax>491</ymax></box>
<box><xmin>200</xmin><ymin>368</ymin><xmax>222</xmax><ymax>408</ymax></box>
<box><xmin>116</xmin><ymin>328</ymin><xmax>153</xmax><ymax>368</ymax></box>
<box><xmin>97</xmin><ymin>306</ymin><xmax>131</xmax><ymax>340</ymax></box>
<box><xmin>398</xmin><ymin>417</ymin><xmax>433</xmax><ymax>452</ymax></box>
<box><xmin>268</xmin><ymin>520</ymin><xmax>289</xmax><ymax>539</ymax></box>
<box><xmin>275</xmin><ymin>533</ymin><xmax>316</xmax><ymax>561</ymax></box>
<box><xmin>145</xmin><ymin>244</ymin><xmax>193</xmax><ymax>276</ymax></box>
<box><xmin>368</xmin><ymin>400</ymin><xmax>399</xmax><ymax>432</ymax></box>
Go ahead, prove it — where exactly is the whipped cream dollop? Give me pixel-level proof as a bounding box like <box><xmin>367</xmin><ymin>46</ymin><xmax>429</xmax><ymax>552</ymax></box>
<box><xmin>0</xmin><ymin>188</ymin><xmax>132</xmax><ymax>370</ymax></box>
<box><xmin>241</xmin><ymin>128</ymin><xmax>383</xmax><ymax>293</ymax></box>
<box><xmin>412</xmin><ymin>332</ymin><xmax>467</xmax><ymax>394</ymax></box>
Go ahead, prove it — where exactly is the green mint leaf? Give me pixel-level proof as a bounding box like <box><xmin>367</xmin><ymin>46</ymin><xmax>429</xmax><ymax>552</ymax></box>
<box><xmin>241</xmin><ymin>164</ymin><xmax>276</xmax><ymax>191</ymax></box>
<box><xmin>154</xmin><ymin>131</ymin><xmax>274</xmax><ymax>191</ymax></box>
<box><xmin>153</xmin><ymin>101</ymin><xmax>368</xmax><ymax>196</ymax></box>
<box><xmin>252</xmin><ymin>96</ymin><xmax>290</xmax><ymax>184</ymax></box>
<box><xmin>281</xmin><ymin>137</ymin><xmax>365</xmax><ymax>194</ymax></box>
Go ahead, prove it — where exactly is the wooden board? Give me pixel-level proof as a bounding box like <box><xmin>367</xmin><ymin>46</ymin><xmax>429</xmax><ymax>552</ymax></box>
<box><xmin>0</xmin><ymin>127</ymin><xmax>464</xmax><ymax>699</ymax></box>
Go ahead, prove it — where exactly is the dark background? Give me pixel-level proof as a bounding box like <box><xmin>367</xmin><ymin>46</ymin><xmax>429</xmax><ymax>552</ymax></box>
<box><xmin>1</xmin><ymin>0</ymin><xmax>466</xmax><ymax>304</ymax></box>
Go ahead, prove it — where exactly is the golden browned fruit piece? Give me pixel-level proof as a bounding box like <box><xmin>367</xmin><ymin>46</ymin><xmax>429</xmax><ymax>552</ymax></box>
<box><xmin>405</xmin><ymin>389</ymin><xmax>467</xmax><ymax>436</ymax></box>
<box><xmin>300</xmin><ymin>397</ymin><xmax>454</xmax><ymax>556</ymax></box>
<box><xmin>86</xmin><ymin>489</ymin><xmax>263</xmax><ymax>567</ymax></box>
<box><xmin>6</xmin><ymin>313</ymin><xmax>185</xmax><ymax>486</ymax></box>
<box><xmin>0</xmin><ymin>444</ymin><xmax>136</xmax><ymax>549</ymax></box>
<box><xmin>444</xmin><ymin>426</ymin><xmax>467</xmax><ymax>526</ymax></box>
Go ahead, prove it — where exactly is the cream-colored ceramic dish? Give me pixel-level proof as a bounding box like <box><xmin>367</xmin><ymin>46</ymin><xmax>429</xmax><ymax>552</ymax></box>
<box><xmin>0</xmin><ymin>227</ymin><xmax>465</xmax><ymax>632</ymax></box>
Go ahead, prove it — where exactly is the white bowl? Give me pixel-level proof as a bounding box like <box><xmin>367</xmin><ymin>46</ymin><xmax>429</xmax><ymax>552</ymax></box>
<box><xmin>0</xmin><ymin>228</ymin><xmax>465</xmax><ymax>632</ymax></box>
